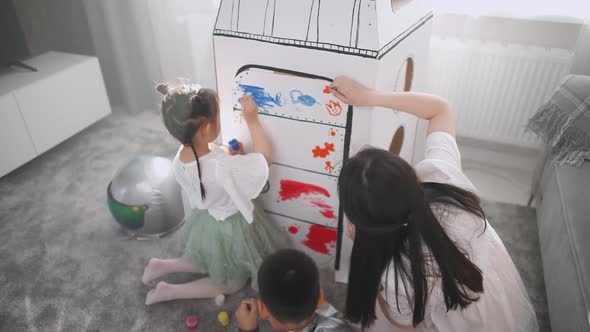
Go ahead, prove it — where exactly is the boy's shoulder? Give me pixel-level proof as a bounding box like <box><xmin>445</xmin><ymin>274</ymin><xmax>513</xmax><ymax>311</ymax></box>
<box><xmin>312</xmin><ymin>304</ymin><xmax>355</xmax><ymax>332</ymax></box>
<box><xmin>313</xmin><ymin>315</ymin><xmax>355</xmax><ymax>332</ymax></box>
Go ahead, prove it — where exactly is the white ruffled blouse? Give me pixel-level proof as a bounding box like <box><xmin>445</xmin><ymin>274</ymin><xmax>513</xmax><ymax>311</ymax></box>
<box><xmin>381</xmin><ymin>132</ymin><xmax>538</xmax><ymax>331</ymax></box>
<box><xmin>172</xmin><ymin>145</ymin><xmax>269</xmax><ymax>223</ymax></box>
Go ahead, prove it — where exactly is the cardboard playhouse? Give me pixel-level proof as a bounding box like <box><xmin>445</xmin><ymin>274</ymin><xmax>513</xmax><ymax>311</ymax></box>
<box><xmin>213</xmin><ymin>0</ymin><xmax>433</xmax><ymax>280</ymax></box>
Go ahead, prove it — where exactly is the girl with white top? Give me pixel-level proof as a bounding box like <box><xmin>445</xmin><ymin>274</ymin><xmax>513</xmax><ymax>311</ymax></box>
<box><xmin>331</xmin><ymin>77</ymin><xmax>538</xmax><ymax>331</ymax></box>
<box><xmin>142</xmin><ymin>83</ymin><xmax>285</xmax><ymax>305</ymax></box>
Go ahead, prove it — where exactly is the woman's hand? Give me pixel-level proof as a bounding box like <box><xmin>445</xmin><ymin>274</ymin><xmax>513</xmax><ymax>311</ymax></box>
<box><xmin>346</xmin><ymin>220</ymin><xmax>356</xmax><ymax>241</ymax></box>
<box><xmin>331</xmin><ymin>76</ymin><xmax>455</xmax><ymax>136</ymax></box>
<box><xmin>330</xmin><ymin>76</ymin><xmax>376</xmax><ymax>107</ymax></box>
<box><xmin>241</xmin><ymin>96</ymin><xmax>259</xmax><ymax>124</ymax></box>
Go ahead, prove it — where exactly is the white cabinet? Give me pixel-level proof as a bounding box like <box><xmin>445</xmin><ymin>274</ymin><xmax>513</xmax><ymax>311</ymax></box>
<box><xmin>0</xmin><ymin>52</ymin><xmax>111</xmax><ymax>177</ymax></box>
<box><xmin>0</xmin><ymin>94</ymin><xmax>37</xmax><ymax>176</ymax></box>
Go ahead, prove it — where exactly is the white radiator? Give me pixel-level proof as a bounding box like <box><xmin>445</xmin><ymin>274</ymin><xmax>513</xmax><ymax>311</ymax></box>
<box><xmin>429</xmin><ymin>37</ymin><xmax>575</xmax><ymax>148</ymax></box>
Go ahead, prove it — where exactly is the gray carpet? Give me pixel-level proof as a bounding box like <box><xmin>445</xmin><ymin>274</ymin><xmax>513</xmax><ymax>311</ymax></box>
<box><xmin>0</xmin><ymin>112</ymin><xmax>549</xmax><ymax>331</ymax></box>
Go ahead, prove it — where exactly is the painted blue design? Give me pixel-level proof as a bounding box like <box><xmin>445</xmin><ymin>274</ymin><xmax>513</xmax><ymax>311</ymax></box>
<box><xmin>238</xmin><ymin>84</ymin><xmax>284</xmax><ymax>109</ymax></box>
<box><xmin>290</xmin><ymin>90</ymin><xmax>319</xmax><ymax>107</ymax></box>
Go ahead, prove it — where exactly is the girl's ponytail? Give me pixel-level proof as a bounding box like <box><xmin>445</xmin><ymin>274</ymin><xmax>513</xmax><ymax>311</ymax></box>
<box><xmin>189</xmin><ymin>142</ymin><xmax>206</xmax><ymax>201</ymax></box>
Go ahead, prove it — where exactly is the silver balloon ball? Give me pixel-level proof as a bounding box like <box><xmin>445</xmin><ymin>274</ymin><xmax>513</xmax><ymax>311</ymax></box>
<box><xmin>107</xmin><ymin>155</ymin><xmax>184</xmax><ymax>237</ymax></box>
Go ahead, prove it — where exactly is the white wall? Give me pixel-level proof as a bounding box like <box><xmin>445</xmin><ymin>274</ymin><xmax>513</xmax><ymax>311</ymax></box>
<box><xmin>81</xmin><ymin>0</ymin><xmax>589</xmax><ymax>114</ymax></box>
<box><xmin>83</xmin><ymin>0</ymin><xmax>156</xmax><ymax>114</ymax></box>
<box><xmin>83</xmin><ymin>0</ymin><xmax>220</xmax><ymax>114</ymax></box>
<box><xmin>572</xmin><ymin>23</ymin><xmax>590</xmax><ymax>76</ymax></box>
<box><xmin>430</xmin><ymin>10</ymin><xmax>590</xmax><ymax>77</ymax></box>
<box><xmin>147</xmin><ymin>0</ymin><xmax>219</xmax><ymax>90</ymax></box>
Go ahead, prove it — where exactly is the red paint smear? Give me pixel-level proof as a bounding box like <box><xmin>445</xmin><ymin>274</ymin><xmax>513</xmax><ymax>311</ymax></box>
<box><xmin>303</xmin><ymin>225</ymin><xmax>337</xmax><ymax>255</ymax></box>
<box><xmin>279</xmin><ymin>180</ymin><xmax>330</xmax><ymax>201</ymax></box>
<box><xmin>310</xmin><ymin>199</ymin><xmax>332</xmax><ymax>209</ymax></box>
<box><xmin>320</xmin><ymin>209</ymin><xmax>337</xmax><ymax>220</ymax></box>
<box><xmin>288</xmin><ymin>226</ymin><xmax>299</xmax><ymax>234</ymax></box>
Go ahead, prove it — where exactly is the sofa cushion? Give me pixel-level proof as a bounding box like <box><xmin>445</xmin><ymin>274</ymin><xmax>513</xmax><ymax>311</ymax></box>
<box><xmin>538</xmin><ymin>162</ymin><xmax>590</xmax><ymax>331</ymax></box>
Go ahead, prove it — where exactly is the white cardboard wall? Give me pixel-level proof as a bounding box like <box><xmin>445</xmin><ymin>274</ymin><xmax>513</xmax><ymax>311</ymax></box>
<box><xmin>213</xmin><ymin>0</ymin><xmax>432</xmax><ymax>274</ymax></box>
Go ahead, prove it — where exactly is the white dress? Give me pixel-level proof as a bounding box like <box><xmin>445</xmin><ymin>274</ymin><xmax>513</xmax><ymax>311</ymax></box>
<box><xmin>172</xmin><ymin>145</ymin><xmax>269</xmax><ymax>223</ymax></box>
<box><xmin>380</xmin><ymin>132</ymin><xmax>538</xmax><ymax>331</ymax></box>
<box><xmin>171</xmin><ymin>145</ymin><xmax>284</xmax><ymax>290</ymax></box>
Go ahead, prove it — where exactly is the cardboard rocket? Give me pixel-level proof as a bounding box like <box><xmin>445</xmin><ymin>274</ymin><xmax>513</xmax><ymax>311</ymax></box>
<box><xmin>213</xmin><ymin>0</ymin><xmax>433</xmax><ymax>279</ymax></box>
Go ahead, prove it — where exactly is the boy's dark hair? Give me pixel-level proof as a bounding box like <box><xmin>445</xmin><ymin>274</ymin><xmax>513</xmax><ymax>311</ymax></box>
<box><xmin>258</xmin><ymin>249</ymin><xmax>320</xmax><ymax>324</ymax></box>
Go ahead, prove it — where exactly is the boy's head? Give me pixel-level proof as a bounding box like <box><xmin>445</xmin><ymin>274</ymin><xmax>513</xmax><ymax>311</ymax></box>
<box><xmin>257</xmin><ymin>249</ymin><xmax>324</xmax><ymax>331</ymax></box>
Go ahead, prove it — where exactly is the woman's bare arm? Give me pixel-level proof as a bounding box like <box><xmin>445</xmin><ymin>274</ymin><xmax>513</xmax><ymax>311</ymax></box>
<box><xmin>330</xmin><ymin>76</ymin><xmax>455</xmax><ymax>136</ymax></box>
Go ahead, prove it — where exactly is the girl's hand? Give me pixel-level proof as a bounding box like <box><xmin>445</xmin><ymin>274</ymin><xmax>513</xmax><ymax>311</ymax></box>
<box><xmin>330</xmin><ymin>76</ymin><xmax>375</xmax><ymax>107</ymax></box>
<box><xmin>240</xmin><ymin>96</ymin><xmax>259</xmax><ymax>124</ymax></box>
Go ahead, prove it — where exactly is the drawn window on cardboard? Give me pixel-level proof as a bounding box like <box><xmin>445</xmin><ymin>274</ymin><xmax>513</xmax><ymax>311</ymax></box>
<box><xmin>232</xmin><ymin>65</ymin><xmax>352</xmax><ymax>267</ymax></box>
<box><xmin>389</xmin><ymin>126</ymin><xmax>405</xmax><ymax>155</ymax></box>
<box><xmin>402</xmin><ymin>58</ymin><xmax>414</xmax><ymax>92</ymax></box>
<box><xmin>391</xmin><ymin>0</ymin><xmax>413</xmax><ymax>12</ymax></box>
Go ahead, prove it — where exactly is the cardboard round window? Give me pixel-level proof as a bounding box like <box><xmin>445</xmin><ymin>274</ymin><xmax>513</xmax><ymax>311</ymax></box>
<box><xmin>394</xmin><ymin>57</ymin><xmax>414</xmax><ymax>92</ymax></box>
<box><xmin>389</xmin><ymin>126</ymin><xmax>405</xmax><ymax>155</ymax></box>
<box><xmin>391</xmin><ymin>0</ymin><xmax>412</xmax><ymax>12</ymax></box>
<box><xmin>402</xmin><ymin>58</ymin><xmax>414</xmax><ymax>92</ymax></box>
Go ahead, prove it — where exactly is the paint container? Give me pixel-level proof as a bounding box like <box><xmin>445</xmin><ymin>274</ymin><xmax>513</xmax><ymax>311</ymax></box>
<box><xmin>228</xmin><ymin>139</ymin><xmax>240</xmax><ymax>152</ymax></box>
<box><xmin>218</xmin><ymin>311</ymin><xmax>230</xmax><ymax>327</ymax></box>
<box><xmin>185</xmin><ymin>316</ymin><xmax>198</xmax><ymax>330</ymax></box>
<box><xmin>214</xmin><ymin>294</ymin><xmax>226</xmax><ymax>307</ymax></box>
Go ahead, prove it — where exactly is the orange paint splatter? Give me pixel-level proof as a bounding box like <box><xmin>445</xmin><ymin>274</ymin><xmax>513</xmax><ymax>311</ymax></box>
<box><xmin>329</xmin><ymin>129</ymin><xmax>336</xmax><ymax>137</ymax></box>
<box><xmin>324</xmin><ymin>161</ymin><xmax>334</xmax><ymax>173</ymax></box>
<box><xmin>312</xmin><ymin>142</ymin><xmax>336</xmax><ymax>158</ymax></box>
<box><xmin>323</xmin><ymin>85</ymin><xmax>331</xmax><ymax>94</ymax></box>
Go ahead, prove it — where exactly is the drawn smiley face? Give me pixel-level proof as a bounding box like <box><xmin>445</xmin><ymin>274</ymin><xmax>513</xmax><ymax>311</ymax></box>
<box><xmin>325</xmin><ymin>100</ymin><xmax>342</xmax><ymax>116</ymax></box>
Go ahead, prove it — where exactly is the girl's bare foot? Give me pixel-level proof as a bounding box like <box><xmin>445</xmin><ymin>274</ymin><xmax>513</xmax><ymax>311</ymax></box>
<box><xmin>142</xmin><ymin>258</ymin><xmax>167</xmax><ymax>285</ymax></box>
<box><xmin>145</xmin><ymin>281</ymin><xmax>172</xmax><ymax>305</ymax></box>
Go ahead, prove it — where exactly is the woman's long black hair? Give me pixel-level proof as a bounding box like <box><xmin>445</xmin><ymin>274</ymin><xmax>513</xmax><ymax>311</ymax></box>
<box><xmin>338</xmin><ymin>148</ymin><xmax>486</xmax><ymax>328</ymax></box>
<box><xmin>157</xmin><ymin>83</ymin><xmax>218</xmax><ymax>201</ymax></box>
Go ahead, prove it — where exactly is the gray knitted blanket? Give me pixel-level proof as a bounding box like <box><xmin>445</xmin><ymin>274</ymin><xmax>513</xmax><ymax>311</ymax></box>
<box><xmin>527</xmin><ymin>75</ymin><xmax>590</xmax><ymax>166</ymax></box>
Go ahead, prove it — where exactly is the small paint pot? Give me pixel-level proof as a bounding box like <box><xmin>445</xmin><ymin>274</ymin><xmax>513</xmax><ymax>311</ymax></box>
<box><xmin>228</xmin><ymin>139</ymin><xmax>240</xmax><ymax>152</ymax></box>
<box><xmin>218</xmin><ymin>311</ymin><xmax>230</xmax><ymax>327</ymax></box>
<box><xmin>185</xmin><ymin>315</ymin><xmax>198</xmax><ymax>330</ymax></box>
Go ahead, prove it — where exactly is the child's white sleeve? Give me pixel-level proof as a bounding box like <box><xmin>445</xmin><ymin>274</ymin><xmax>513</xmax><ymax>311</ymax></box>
<box><xmin>216</xmin><ymin>153</ymin><xmax>269</xmax><ymax>223</ymax></box>
<box><xmin>414</xmin><ymin>132</ymin><xmax>477</xmax><ymax>193</ymax></box>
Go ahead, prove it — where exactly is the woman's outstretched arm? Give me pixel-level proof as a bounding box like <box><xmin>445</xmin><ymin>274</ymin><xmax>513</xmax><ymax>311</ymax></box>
<box><xmin>330</xmin><ymin>76</ymin><xmax>455</xmax><ymax>136</ymax></box>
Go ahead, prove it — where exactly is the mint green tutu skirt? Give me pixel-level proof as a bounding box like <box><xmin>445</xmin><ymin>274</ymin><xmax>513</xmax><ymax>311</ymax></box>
<box><xmin>178</xmin><ymin>202</ymin><xmax>287</xmax><ymax>290</ymax></box>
